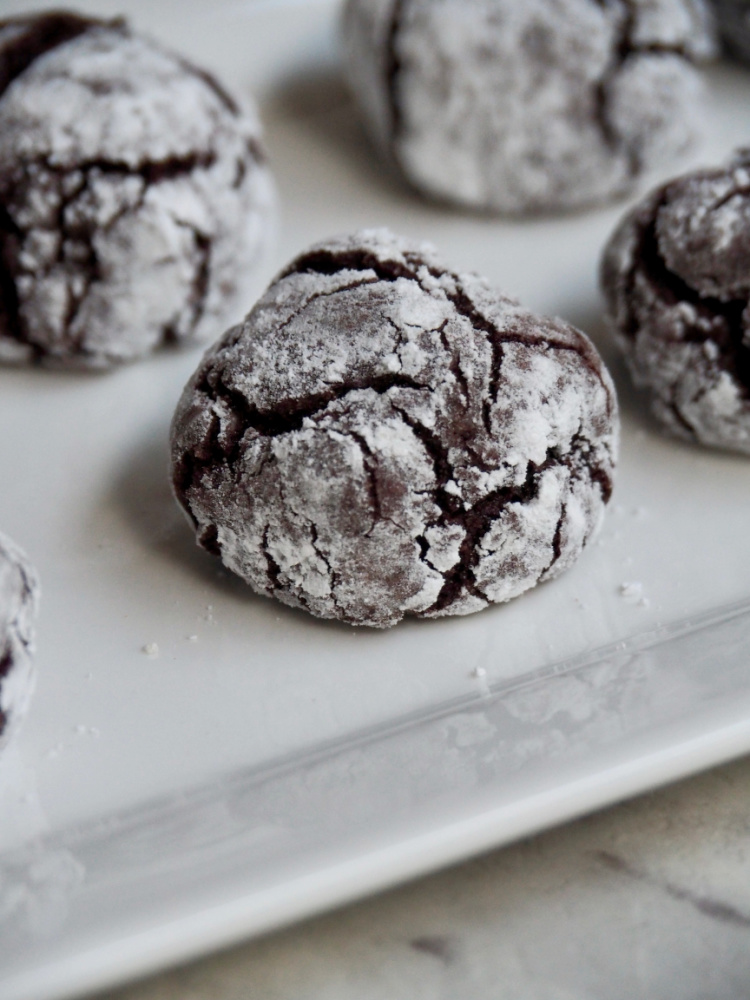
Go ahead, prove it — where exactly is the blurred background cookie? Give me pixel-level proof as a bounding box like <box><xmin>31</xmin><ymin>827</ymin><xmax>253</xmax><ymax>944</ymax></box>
<box><xmin>342</xmin><ymin>0</ymin><xmax>715</xmax><ymax>214</ymax></box>
<box><xmin>0</xmin><ymin>11</ymin><xmax>273</xmax><ymax>369</ymax></box>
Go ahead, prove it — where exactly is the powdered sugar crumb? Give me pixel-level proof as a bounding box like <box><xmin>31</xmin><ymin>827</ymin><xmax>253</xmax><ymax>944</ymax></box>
<box><xmin>74</xmin><ymin>724</ymin><xmax>100</xmax><ymax>738</ymax></box>
<box><xmin>620</xmin><ymin>581</ymin><xmax>650</xmax><ymax>607</ymax></box>
<box><xmin>470</xmin><ymin>666</ymin><xmax>491</xmax><ymax>697</ymax></box>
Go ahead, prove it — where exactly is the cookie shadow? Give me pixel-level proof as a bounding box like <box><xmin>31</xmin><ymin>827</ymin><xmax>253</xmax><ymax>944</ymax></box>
<box><xmin>107</xmin><ymin>424</ymin><xmax>380</xmax><ymax>636</ymax></box>
<box><xmin>561</xmin><ymin>301</ymin><xmax>678</xmax><ymax>442</ymax></box>
<box><xmin>263</xmin><ymin>67</ymin><xmax>428</xmax><ymax>209</ymax></box>
<box><xmin>108</xmin><ymin>425</ymin><xmax>492</xmax><ymax>640</ymax></box>
<box><xmin>108</xmin><ymin>427</ymin><xmax>241</xmax><ymax>593</ymax></box>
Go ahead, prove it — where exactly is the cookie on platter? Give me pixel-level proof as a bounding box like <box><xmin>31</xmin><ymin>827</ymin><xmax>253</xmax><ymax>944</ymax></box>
<box><xmin>0</xmin><ymin>11</ymin><xmax>273</xmax><ymax>369</ymax></box>
<box><xmin>172</xmin><ymin>229</ymin><xmax>618</xmax><ymax>628</ymax></box>
<box><xmin>602</xmin><ymin>149</ymin><xmax>750</xmax><ymax>453</ymax></box>
<box><xmin>0</xmin><ymin>533</ymin><xmax>39</xmax><ymax>752</ymax></box>
<box><xmin>342</xmin><ymin>0</ymin><xmax>715</xmax><ymax>214</ymax></box>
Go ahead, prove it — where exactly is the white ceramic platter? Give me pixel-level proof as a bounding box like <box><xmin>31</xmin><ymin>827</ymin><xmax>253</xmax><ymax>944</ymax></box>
<box><xmin>2</xmin><ymin>2</ymin><xmax>750</xmax><ymax>997</ymax></box>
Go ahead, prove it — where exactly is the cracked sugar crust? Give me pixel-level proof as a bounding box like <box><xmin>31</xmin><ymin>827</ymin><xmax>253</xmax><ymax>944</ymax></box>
<box><xmin>171</xmin><ymin>229</ymin><xmax>619</xmax><ymax>628</ymax></box>
<box><xmin>0</xmin><ymin>11</ymin><xmax>273</xmax><ymax>369</ymax></box>
<box><xmin>0</xmin><ymin>532</ymin><xmax>39</xmax><ymax>750</ymax></box>
<box><xmin>601</xmin><ymin>149</ymin><xmax>750</xmax><ymax>453</ymax></box>
<box><xmin>342</xmin><ymin>0</ymin><xmax>715</xmax><ymax>214</ymax></box>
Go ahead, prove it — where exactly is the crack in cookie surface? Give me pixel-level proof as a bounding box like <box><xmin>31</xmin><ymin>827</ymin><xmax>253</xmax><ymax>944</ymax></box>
<box><xmin>602</xmin><ymin>153</ymin><xmax>750</xmax><ymax>450</ymax></box>
<box><xmin>0</xmin><ymin>13</ymin><xmax>272</xmax><ymax>367</ymax></box>
<box><xmin>0</xmin><ymin>153</ymin><xmax>220</xmax><ymax>361</ymax></box>
<box><xmin>172</xmin><ymin>230</ymin><xmax>618</xmax><ymax>627</ymax></box>
<box><xmin>343</xmin><ymin>0</ymin><xmax>714</xmax><ymax>213</ymax></box>
<box><xmin>0</xmin><ymin>11</ymin><xmax>109</xmax><ymax>99</ymax></box>
<box><xmin>0</xmin><ymin>532</ymin><xmax>39</xmax><ymax>749</ymax></box>
<box><xmin>286</xmin><ymin>240</ymin><xmax>615</xmax><ymax>406</ymax></box>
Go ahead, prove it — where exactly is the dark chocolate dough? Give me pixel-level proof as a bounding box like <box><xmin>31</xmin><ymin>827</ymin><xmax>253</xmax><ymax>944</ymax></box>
<box><xmin>0</xmin><ymin>532</ymin><xmax>39</xmax><ymax>749</ymax></box>
<box><xmin>602</xmin><ymin>149</ymin><xmax>750</xmax><ymax>452</ymax></box>
<box><xmin>171</xmin><ymin>230</ymin><xmax>618</xmax><ymax>628</ymax></box>
<box><xmin>710</xmin><ymin>0</ymin><xmax>750</xmax><ymax>63</ymax></box>
<box><xmin>342</xmin><ymin>0</ymin><xmax>715</xmax><ymax>214</ymax></box>
<box><xmin>0</xmin><ymin>11</ymin><xmax>272</xmax><ymax>368</ymax></box>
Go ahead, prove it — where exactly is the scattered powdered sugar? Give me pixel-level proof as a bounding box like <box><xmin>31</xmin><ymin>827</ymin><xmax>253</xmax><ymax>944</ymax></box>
<box><xmin>141</xmin><ymin>642</ymin><xmax>160</xmax><ymax>659</ymax></box>
<box><xmin>74</xmin><ymin>724</ymin><xmax>100</xmax><ymax>737</ymax></box>
<box><xmin>620</xmin><ymin>581</ymin><xmax>650</xmax><ymax>607</ymax></box>
<box><xmin>171</xmin><ymin>228</ymin><xmax>619</xmax><ymax>628</ymax></box>
<box><xmin>342</xmin><ymin>0</ymin><xmax>714</xmax><ymax>213</ymax></box>
<box><xmin>470</xmin><ymin>666</ymin><xmax>491</xmax><ymax>698</ymax></box>
<box><xmin>0</xmin><ymin>532</ymin><xmax>39</xmax><ymax>753</ymax></box>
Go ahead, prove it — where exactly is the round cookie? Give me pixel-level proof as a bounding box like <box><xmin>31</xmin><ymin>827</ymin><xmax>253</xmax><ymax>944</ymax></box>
<box><xmin>171</xmin><ymin>229</ymin><xmax>618</xmax><ymax>628</ymax></box>
<box><xmin>0</xmin><ymin>11</ymin><xmax>273</xmax><ymax>369</ymax></box>
<box><xmin>0</xmin><ymin>533</ymin><xmax>39</xmax><ymax>750</ymax></box>
<box><xmin>710</xmin><ymin>0</ymin><xmax>750</xmax><ymax>63</ymax></box>
<box><xmin>601</xmin><ymin>149</ymin><xmax>750</xmax><ymax>453</ymax></box>
<box><xmin>342</xmin><ymin>0</ymin><xmax>715</xmax><ymax>214</ymax></box>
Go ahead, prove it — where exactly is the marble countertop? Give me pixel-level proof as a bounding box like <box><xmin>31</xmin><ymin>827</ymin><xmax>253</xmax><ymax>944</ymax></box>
<box><xmin>95</xmin><ymin>755</ymin><xmax>750</xmax><ymax>1000</ymax></box>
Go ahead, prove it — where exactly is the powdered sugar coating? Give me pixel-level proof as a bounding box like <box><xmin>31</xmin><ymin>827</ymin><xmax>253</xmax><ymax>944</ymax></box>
<box><xmin>171</xmin><ymin>229</ymin><xmax>618</xmax><ymax>628</ymax></box>
<box><xmin>601</xmin><ymin>149</ymin><xmax>750</xmax><ymax>452</ymax></box>
<box><xmin>0</xmin><ymin>533</ymin><xmax>39</xmax><ymax>751</ymax></box>
<box><xmin>0</xmin><ymin>13</ymin><xmax>273</xmax><ymax>369</ymax></box>
<box><xmin>342</xmin><ymin>0</ymin><xmax>714</xmax><ymax>214</ymax></box>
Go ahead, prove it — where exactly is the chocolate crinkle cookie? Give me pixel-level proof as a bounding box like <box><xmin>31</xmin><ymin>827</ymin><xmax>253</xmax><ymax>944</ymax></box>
<box><xmin>0</xmin><ymin>533</ymin><xmax>39</xmax><ymax>750</ymax></box>
<box><xmin>342</xmin><ymin>0</ymin><xmax>715</xmax><ymax>214</ymax></box>
<box><xmin>709</xmin><ymin>0</ymin><xmax>750</xmax><ymax>63</ymax></box>
<box><xmin>0</xmin><ymin>11</ymin><xmax>273</xmax><ymax>369</ymax></box>
<box><xmin>171</xmin><ymin>230</ymin><xmax>618</xmax><ymax>628</ymax></box>
<box><xmin>602</xmin><ymin>149</ymin><xmax>750</xmax><ymax>453</ymax></box>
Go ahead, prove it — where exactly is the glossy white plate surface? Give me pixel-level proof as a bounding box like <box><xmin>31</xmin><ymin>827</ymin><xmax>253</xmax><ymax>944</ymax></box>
<box><xmin>2</xmin><ymin>2</ymin><xmax>750</xmax><ymax>998</ymax></box>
